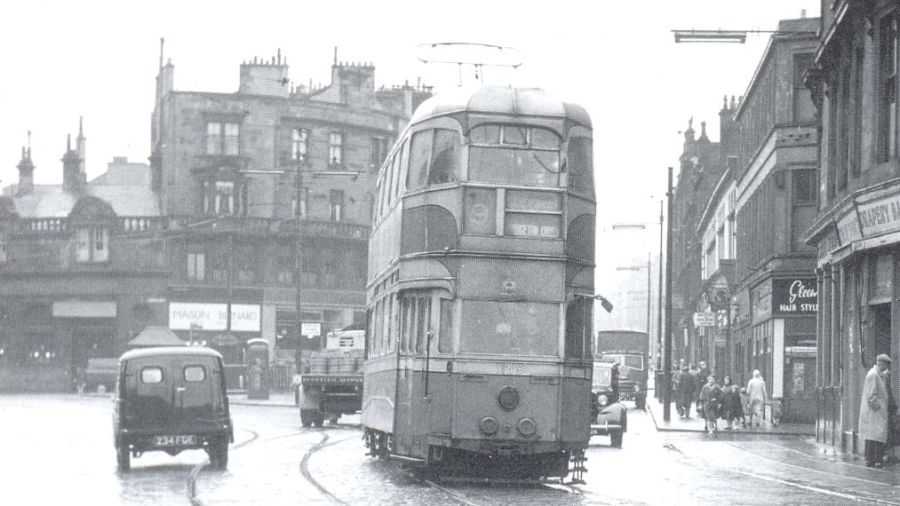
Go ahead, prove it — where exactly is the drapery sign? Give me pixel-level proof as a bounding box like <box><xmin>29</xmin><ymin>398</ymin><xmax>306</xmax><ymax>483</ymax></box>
<box><xmin>772</xmin><ymin>278</ymin><xmax>818</xmax><ymax>315</ymax></box>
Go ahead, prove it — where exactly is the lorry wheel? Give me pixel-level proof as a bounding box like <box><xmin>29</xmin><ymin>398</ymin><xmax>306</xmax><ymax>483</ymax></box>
<box><xmin>117</xmin><ymin>445</ymin><xmax>130</xmax><ymax>471</ymax></box>
<box><xmin>300</xmin><ymin>409</ymin><xmax>314</xmax><ymax>428</ymax></box>
<box><xmin>313</xmin><ymin>411</ymin><xmax>325</xmax><ymax>427</ymax></box>
<box><xmin>610</xmin><ymin>432</ymin><xmax>623</xmax><ymax>448</ymax></box>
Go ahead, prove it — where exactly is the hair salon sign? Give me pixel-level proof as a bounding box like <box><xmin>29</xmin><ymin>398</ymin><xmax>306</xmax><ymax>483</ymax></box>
<box><xmin>772</xmin><ymin>278</ymin><xmax>818</xmax><ymax>316</ymax></box>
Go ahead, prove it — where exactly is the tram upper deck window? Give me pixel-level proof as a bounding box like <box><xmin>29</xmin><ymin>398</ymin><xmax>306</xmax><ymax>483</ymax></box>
<box><xmin>407</xmin><ymin>129</ymin><xmax>461</xmax><ymax>191</ymax></box>
<box><xmin>468</xmin><ymin>125</ymin><xmax>561</xmax><ymax>187</ymax></box>
<box><xmin>567</xmin><ymin>136</ymin><xmax>593</xmax><ymax>194</ymax></box>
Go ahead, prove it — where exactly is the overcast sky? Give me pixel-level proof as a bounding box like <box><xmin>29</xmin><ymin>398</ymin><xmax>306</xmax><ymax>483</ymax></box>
<box><xmin>0</xmin><ymin>0</ymin><xmax>820</xmax><ymax>309</ymax></box>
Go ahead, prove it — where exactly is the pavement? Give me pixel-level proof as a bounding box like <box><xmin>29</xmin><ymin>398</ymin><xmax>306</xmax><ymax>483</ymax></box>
<box><xmin>228</xmin><ymin>390</ymin><xmax>299</xmax><ymax>407</ymax></box>
<box><xmin>644</xmin><ymin>388</ymin><xmax>815</xmax><ymax>436</ymax></box>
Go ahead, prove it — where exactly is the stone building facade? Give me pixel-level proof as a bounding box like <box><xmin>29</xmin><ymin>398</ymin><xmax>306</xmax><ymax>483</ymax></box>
<box><xmin>149</xmin><ymin>52</ymin><xmax>430</xmax><ymax>368</ymax></box>
<box><xmin>804</xmin><ymin>0</ymin><xmax>900</xmax><ymax>451</ymax></box>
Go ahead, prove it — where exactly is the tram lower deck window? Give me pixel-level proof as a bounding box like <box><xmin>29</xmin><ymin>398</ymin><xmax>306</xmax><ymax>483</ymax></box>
<box><xmin>460</xmin><ymin>301</ymin><xmax>558</xmax><ymax>356</ymax></box>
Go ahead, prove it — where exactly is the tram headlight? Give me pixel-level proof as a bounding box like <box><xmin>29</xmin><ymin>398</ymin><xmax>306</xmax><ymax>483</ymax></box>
<box><xmin>517</xmin><ymin>418</ymin><xmax>537</xmax><ymax>437</ymax></box>
<box><xmin>598</xmin><ymin>394</ymin><xmax>609</xmax><ymax>406</ymax></box>
<box><xmin>497</xmin><ymin>386</ymin><xmax>520</xmax><ymax>411</ymax></box>
<box><xmin>479</xmin><ymin>416</ymin><xmax>499</xmax><ymax>435</ymax></box>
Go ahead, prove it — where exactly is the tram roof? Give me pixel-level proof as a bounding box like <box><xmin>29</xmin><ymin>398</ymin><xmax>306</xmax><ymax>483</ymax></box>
<box><xmin>409</xmin><ymin>86</ymin><xmax>591</xmax><ymax>128</ymax></box>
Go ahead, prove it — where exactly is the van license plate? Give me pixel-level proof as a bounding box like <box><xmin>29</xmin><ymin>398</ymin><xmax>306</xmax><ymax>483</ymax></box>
<box><xmin>154</xmin><ymin>435</ymin><xmax>196</xmax><ymax>447</ymax></box>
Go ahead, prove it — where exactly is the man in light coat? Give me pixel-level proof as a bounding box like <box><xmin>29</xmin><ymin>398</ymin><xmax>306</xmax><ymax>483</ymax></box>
<box><xmin>747</xmin><ymin>370</ymin><xmax>768</xmax><ymax>427</ymax></box>
<box><xmin>860</xmin><ymin>354</ymin><xmax>892</xmax><ymax>467</ymax></box>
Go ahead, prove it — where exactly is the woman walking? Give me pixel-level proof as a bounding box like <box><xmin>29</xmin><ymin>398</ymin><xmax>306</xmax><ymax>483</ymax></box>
<box><xmin>720</xmin><ymin>376</ymin><xmax>741</xmax><ymax>430</ymax></box>
<box><xmin>700</xmin><ymin>375</ymin><xmax>723</xmax><ymax>435</ymax></box>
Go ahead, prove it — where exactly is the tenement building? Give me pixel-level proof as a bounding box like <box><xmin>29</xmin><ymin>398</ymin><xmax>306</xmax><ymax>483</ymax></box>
<box><xmin>150</xmin><ymin>51</ymin><xmax>430</xmax><ymax>371</ymax></box>
<box><xmin>804</xmin><ymin>1</ymin><xmax>900</xmax><ymax>451</ymax></box>
<box><xmin>676</xmin><ymin>16</ymin><xmax>820</xmax><ymax>423</ymax></box>
<box><xmin>0</xmin><ymin>125</ymin><xmax>166</xmax><ymax>392</ymax></box>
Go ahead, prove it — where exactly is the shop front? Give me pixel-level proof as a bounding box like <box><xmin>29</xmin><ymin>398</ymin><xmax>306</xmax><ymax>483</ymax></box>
<box><xmin>748</xmin><ymin>277</ymin><xmax>818</xmax><ymax>424</ymax></box>
<box><xmin>809</xmin><ymin>185</ymin><xmax>900</xmax><ymax>451</ymax></box>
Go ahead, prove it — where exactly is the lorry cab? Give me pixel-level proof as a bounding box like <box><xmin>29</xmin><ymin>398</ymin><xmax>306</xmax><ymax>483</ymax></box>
<box><xmin>113</xmin><ymin>347</ymin><xmax>233</xmax><ymax>471</ymax></box>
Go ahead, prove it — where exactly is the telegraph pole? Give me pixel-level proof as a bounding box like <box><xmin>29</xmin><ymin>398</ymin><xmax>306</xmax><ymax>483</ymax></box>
<box><xmin>657</xmin><ymin>199</ymin><xmax>664</xmax><ymax>372</ymax></box>
<box><xmin>663</xmin><ymin>167</ymin><xmax>674</xmax><ymax>422</ymax></box>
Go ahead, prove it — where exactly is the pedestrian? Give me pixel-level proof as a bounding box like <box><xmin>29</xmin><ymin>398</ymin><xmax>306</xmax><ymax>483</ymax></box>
<box><xmin>672</xmin><ymin>367</ymin><xmax>684</xmax><ymax>417</ymax></box>
<box><xmin>739</xmin><ymin>387</ymin><xmax>750</xmax><ymax>428</ymax></box>
<box><xmin>675</xmin><ymin>365</ymin><xmax>694</xmax><ymax>419</ymax></box>
<box><xmin>720</xmin><ymin>376</ymin><xmax>740</xmax><ymax>430</ymax></box>
<box><xmin>859</xmin><ymin>354</ymin><xmax>892</xmax><ymax>467</ymax></box>
<box><xmin>689</xmin><ymin>364</ymin><xmax>702</xmax><ymax>417</ymax></box>
<box><xmin>691</xmin><ymin>360</ymin><xmax>712</xmax><ymax>417</ymax></box>
<box><xmin>747</xmin><ymin>369</ymin><xmax>768</xmax><ymax>427</ymax></box>
<box><xmin>699</xmin><ymin>375</ymin><xmax>722</xmax><ymax>434</ymax></box>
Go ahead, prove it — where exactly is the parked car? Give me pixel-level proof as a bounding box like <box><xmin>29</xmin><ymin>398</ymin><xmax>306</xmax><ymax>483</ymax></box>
<box><xmin>82</xmin><ymin>357</ymin><xmax>119</xmax><ymax>393</ymax></box>
<box><xmin>113</xmin><ymin>347</ymin><xmax>233</xmax><ymax>471</ymax></box>
<box><xmin>591</xmin><ymin>361</ymin><xmax>627</xmax><ymax>448</ymax></box>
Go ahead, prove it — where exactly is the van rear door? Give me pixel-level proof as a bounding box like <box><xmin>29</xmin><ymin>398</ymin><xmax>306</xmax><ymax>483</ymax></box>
<box><xmin>176</xmin><ymin>356</ymin><xmax>220</xmax><ymax>432</ymax></box>
<box><xmin>127</xmin><ymin>356</ymin><xmax>176</xmax><ymax>433</ymax></box>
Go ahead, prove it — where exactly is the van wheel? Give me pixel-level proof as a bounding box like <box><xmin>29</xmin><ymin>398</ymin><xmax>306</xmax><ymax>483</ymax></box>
<box><xmin>209</xmin><ymin>440</ymin><xmax>228</xmax><ymax>470</ymax></box>
<box><xmin>635</xmin><ymin>396</ymin><xmax>646</xmax><ymax>410</ymax></box>
<box><xmin>117</xmin><ymin>445</ymin><xmax>130</xmax><ymax>471</ymax></box>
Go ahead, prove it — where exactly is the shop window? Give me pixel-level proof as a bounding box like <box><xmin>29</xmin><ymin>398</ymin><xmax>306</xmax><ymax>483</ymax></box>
<box><xmin>75</xmin><ymin>226</ymin><xmax>109</xmax><ymax>263</ymax></box>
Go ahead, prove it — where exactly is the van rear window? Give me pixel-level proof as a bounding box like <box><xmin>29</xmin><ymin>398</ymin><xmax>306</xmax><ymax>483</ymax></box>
<box><xmin>141</xmin><ymin>367</ymin><xmax>163</xmax><ymax>384</ymax></box>
<box><xmin>184</xmin><ymin>365</ymin><xmax>206</xmax><ymax>382</ymax></box>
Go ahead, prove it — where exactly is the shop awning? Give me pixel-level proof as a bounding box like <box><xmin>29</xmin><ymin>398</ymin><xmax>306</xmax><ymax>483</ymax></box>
<box><xmin>128</xmin><ymin>326</ymin><xmax>186</xmax><ymax>348</ymax></box>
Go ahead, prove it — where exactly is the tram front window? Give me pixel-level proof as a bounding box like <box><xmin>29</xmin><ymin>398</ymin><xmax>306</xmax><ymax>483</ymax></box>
<box><xmin>460</xmin><ymin>301</ymin><xmax>558</xmax><ymax>356</ymax></box>
<box><xmin>469</xmin><ymin>147</ymin><xmax>560</xmax><ymax>187</ymax></box>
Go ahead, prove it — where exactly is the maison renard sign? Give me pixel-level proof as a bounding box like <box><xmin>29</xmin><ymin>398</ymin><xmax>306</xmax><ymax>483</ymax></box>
<box><xmin>772</xmin><ymin>278</ymin><xmax>818</xmax><ymax>316</ymax></box>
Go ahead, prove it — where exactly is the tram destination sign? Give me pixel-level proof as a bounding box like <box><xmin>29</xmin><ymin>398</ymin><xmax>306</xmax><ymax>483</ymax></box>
<box><xmin>772</xmin><ymin>278</ymin><xmax>818</xmax><ymax>316</ymax></box>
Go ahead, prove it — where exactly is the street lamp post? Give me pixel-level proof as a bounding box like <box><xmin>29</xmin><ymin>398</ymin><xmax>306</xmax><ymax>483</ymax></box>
<box><xmin>663</xmin><ymin>167</ymin><xmax>674</xmax><ymax>422</ymax></box>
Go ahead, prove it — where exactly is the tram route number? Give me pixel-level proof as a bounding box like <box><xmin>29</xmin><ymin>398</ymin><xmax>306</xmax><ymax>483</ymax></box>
<box><xmin>501</xmin><ymin>363</ymin><xmax>526</xmax><ymax>375</ymax></box>
<box><xmin>154</xmin><ymin>435</ymin><xmax>196</xmax><ymax>447</ymax></box>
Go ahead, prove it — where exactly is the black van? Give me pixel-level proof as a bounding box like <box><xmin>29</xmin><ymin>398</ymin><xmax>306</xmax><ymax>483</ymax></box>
<box><xmin>113</xmin><ymin>347</ymin><xmax>233</xmax><ymax>471</ymax></box>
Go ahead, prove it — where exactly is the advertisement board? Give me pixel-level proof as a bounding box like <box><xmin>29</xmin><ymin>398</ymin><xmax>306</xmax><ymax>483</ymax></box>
<box><xmin>169</xmin><ymin>303</ymin><xmax>261</xmax><ymax>331</ymax></box>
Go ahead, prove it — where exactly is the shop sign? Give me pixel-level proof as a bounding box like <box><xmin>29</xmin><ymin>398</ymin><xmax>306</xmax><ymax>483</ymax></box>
<box><xmin>170</xmin><ymin>303</ymin><xmax>228</xmax><ymax>331</ymax></box>
<box><xmin>301</xmin><ymin>322</ymin><xmax>322</xmax><ymax>338</ymax></box>
<box><xmin>230</xmin><ymin>304</ymin><xmax>261</xmax><ymax>332</ymax></box>
<box><xmin>169</xmin><ymin>303</ymin><xmax>261</xmax><ymax>332</ymax></box>
<box><xmin>772</xmin><ymin>278</ymin><xmax>818</xmax><ymax>316</ymax></box>
<box><xmin>836</xmin><ymin>212</ymin><xmax>862</xmax><ymax>245</ymax></box>
<box><xmin>693</xmin><ymin>312</ymin><xmax>716</xmax><ymax>327</ymax></box>
<box><xmin>858</xmin><ymin>195</ymin><xmax>900</xmax><ymax>238</ymax></box>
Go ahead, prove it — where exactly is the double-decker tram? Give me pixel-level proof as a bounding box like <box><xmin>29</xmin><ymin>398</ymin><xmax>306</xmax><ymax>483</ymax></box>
<box><xmin>362</xmin><ymin>86</ymin><xmax>595</xmax><ymax>480</ymax></box>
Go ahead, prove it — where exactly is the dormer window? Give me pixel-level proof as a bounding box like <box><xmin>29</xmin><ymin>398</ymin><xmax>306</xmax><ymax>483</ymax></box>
<box><xmin>207</xmin><ymin>122</ymin><xmax>240</xmax><ymax>155</ymax></box>
<box><xmin>75</xmin><ymin>227</ymin><xmax>109</xmax><ymax>263</ymax></box>
<box><xmin>329</xmin><ymin>132</ymin><xmax>343</xmax><ymax>166</ymax></box>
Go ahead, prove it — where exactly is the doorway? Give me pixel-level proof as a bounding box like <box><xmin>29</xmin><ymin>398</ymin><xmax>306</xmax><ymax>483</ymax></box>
<box><xmin>871</xmin><ymin>303</ymin><xmax>892</xmax><ymax>359</ymax></box>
